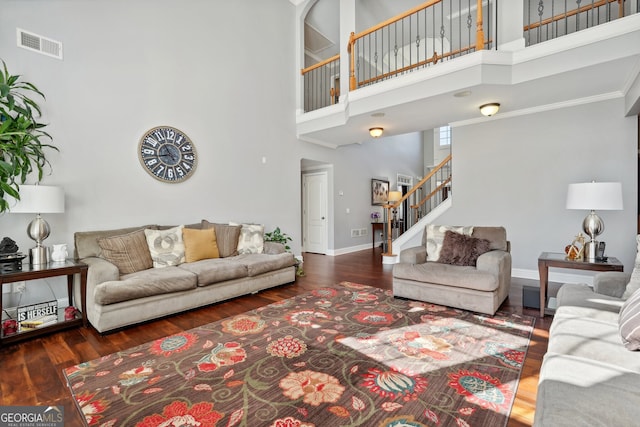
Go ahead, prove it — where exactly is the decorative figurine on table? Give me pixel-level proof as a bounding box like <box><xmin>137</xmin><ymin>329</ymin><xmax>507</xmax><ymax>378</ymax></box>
<box><xmin>0</xmin><ymin>237</ymin><xmax>18</xmax><ymax>254</ymax></box>
<box><xmin>0</xmin><ymin>237</ymin><xmax>26</xmax><ymax>272</ymax></box>
<box><xmin>565</xmin><ymin>233</ymin><xmax>586</xmax><ymax>261</ymax></box>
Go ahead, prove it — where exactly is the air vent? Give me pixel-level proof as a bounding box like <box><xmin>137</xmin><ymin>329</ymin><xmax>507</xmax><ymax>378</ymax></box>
<box><xmin>16</xmin><ymin>28</ymin><xmax>63</xmax><ymax>60</ymax></box>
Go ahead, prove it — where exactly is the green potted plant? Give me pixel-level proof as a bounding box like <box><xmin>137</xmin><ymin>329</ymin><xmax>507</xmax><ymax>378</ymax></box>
<box><xmin>264</xmin><ymin>227</ymin><xmax>304</xmax><ymax>276</ymax></box>
<box><xmin>0</xmin><ymin>59</ymin><xmax>58</xmax><ymax>213</ymax></box>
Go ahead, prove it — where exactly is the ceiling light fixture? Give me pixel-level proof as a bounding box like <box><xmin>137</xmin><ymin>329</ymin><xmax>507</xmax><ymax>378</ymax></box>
<box><xmin>369</xmin><ymin>127</ymin><xmax>384</xmax><ymax>138</ymax></box>
<box><xmin>479</xmin><ymin>103</ymin><xmax>500</xmax><ymax>117</ymax></box>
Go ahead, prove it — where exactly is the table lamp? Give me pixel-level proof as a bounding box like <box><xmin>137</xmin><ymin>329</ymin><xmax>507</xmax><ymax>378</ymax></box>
<box><xmin>566</xmin><ymin>181</ymin><xmax>622</xmax><ymax>261</ymax></box>
<box><xmin>10</xmin><ymin>185</ymin><xmax>65</xmax><ymax>265</ymax></box>
<box><xmin>388</xmin><ymin>190</ymin><xmax>402</xmax><ymax>223</ymax></box>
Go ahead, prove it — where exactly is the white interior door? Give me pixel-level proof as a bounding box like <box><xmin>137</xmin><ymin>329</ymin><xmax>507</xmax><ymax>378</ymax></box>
<box><xmin>303</xmin><ymin>172</ymin><xmax>328</xmax><ymax>254</ymax></box>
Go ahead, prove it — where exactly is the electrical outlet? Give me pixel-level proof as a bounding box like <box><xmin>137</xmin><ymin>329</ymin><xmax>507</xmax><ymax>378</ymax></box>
<box><xmin>13</xmin><ymin>281</ymin><xmax>26</xmax><ymax>293</ymax></box>
<box><xmin>351</xmin><ymin>229</ymin><xmax>360</xmax><ymax>237</ymax></box>
<box><xmin>360</xmin><ymin>228</ymin><xmax>367</xmax><ymax>236</ymax></box>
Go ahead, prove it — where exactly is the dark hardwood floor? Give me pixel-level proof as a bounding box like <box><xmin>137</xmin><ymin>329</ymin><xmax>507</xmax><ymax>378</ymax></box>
<box><xmin>0</xmin><ymin>248</ymin><xmax>556</xmax><ymax>426</ymax></box>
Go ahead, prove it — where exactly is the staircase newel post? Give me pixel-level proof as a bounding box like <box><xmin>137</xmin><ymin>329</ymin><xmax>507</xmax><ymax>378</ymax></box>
<box><xmin>384</xmin><ymin>204</ymin><xmax>393</xmax><ymax>255</ymax></box>
<box><xmin>348</xmin><ymin>32</ymin><xmax>357</xmax><ymax>91</ymax></box>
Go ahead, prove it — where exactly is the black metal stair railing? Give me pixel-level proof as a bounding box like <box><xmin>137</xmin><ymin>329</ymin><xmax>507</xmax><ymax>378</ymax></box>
<box><xmin>524</xmin><ymin>0</ymin><xmax>630</xmax><ymax>46</ymax></box>
<box><xmin>348</xmin><ymin>0</ymin><xmax>492</xmax><ymax>91</ymax></box>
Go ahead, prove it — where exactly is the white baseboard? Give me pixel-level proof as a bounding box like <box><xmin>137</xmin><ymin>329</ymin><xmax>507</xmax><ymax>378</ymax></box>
<box><xmin>512</xmin><ymin>268</ymin><xmax>595</xmax><ymax>286</ymax></box>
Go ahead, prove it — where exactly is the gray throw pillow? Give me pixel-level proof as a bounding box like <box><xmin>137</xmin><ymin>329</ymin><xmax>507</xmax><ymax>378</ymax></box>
<box><xmin>201</xmin><ymin>220</ymin><xmax>242</xmax><ymax>258</ymax></box>
<box><xmin>438</xmin><ymin>230</ymin><xmax>491</xmax><ymax>267</ymax></box>
<box><xmin>97</xmin><ymin>229</ymin><xmax>153</xmax><ymax>274</ymax></box>
<box><xmin>619</xmin><ymin>288</ymin><xmax>640</xmax><ymax>350</ymax></box>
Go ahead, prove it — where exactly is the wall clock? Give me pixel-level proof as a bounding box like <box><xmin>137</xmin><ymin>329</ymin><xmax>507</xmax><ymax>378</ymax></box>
<box><xmin>138</xmin><ymin>126</ymin><xmax>197</xmax><ymax>183</ymax></box>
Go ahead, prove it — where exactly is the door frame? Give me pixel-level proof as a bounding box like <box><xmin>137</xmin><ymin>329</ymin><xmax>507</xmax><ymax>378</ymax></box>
<box><xmin>302</xmin><ymin>170</ymin><xmax>329</xmax><ymax>254</ymax></box>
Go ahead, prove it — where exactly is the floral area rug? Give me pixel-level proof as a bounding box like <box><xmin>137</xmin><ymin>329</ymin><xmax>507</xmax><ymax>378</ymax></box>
<box><xmin>64</xmin><ymin>282</ymin><xmax>534</xmax><ymax>427</ymax></box>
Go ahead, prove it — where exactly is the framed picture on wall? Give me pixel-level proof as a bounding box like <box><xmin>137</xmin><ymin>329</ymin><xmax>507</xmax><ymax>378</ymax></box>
<box><xmin>371</xmin><ymin>179</ymin><xmax>389</xmax><ymax>206</ymax></box>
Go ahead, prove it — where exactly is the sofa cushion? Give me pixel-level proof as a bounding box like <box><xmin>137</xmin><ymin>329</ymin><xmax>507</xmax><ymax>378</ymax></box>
<box><xmin>549</xmin><ymin>311</ymin><xmax>640</xmax><ymax>369</ymax></box>
<box><xmin>179</xmin><ymin>258</ymin><xmax>248</xmax><ymax>286</ymax></box>
<box><xmin>235</xmin><ymin>253</ymin><xmax>296</xmax><ymax>277</ymax></box>
<box><xmin>557</xmin><ymin>283</ymin><xmax>624</xmax><ymax>316</ymax></box>
<box><xmin>393</xmin><ymin>262</ymin><xmax>498</xmax><ymax>292</ymax></box>
<box><xmin>201</xmin><ymin>220</ymin><xmax>242</xmax><ymax>258</ymax></box>
<box><xmin>438</xmin><ymin>230</ymin><xmax>491</xmax><ymax>266</ymax></box>
<box><xmin>231</xmin><ymin>223</ymin><xmax>265</xmax><ymax>254</ymax></box>
<box><xmin>94</xmin><ymin>266</ymin><xmax>197</xmax><ymax>305</ymax></box>
<box><xmin>97</xmin><ymin>229</ymin><xmax>153</xmax><ymax>274</ymax></box>
<box><xmin>75</xmin><ymin>225</ymin><xmax>157</xmax><ymax>259</ymax></box>
<box><xmin>471</xmin><ymin>227</ymin><xmax>508</xmax><ymax>251</ymax></box>
<box><xmin>623</xmin><ymin>235</ymin><xmax>640</xmax><ymax>299</ymax></box>
<box><xmin>425</xmin><ymin>225</ymin><xmax>474</xmax><ymax>262</ymax></box>
<box><xmin>535</xmin><ymin>352</ymin><xmax>640</xmax><ymax>427</ymax></box>
<box><xmin>183</xmin><ymin>227</ymin><xmax>219</xmax><ymax>262</ymax></box>
<box><xmin>144</xmin><ymin>225</ymin><xmax>186</xmax><ymax>268</ymax></box>
<box><xmin>619</xmin><ymin>288</ymin><xmax>640</xmax><ymax>350</ymax></box>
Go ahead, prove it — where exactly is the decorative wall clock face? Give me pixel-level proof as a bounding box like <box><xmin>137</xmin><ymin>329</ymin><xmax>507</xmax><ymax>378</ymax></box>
<box><xmin>138</xmin><ymin>126</ymin><xmax>197</xmax><ymax>183</ymax></box>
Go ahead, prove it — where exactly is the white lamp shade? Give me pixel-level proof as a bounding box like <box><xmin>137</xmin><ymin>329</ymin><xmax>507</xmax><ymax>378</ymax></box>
<box><xmin>388</xmin><ymin>191</ymin><xmax>402</xmax><ymax>203</ymax></box>
<box><xmin>566</xmin><ymin>182</ymin><xmax>623</xmax><ymax>211</ymax></box>
<box><xmin>10</xmin><ymin>185</ymin><xmax>65</xmax><ymax>213</ymax></box>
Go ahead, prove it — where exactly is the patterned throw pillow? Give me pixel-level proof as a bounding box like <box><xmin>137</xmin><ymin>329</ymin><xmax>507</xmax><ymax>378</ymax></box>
<box><xmin>97</xmin><ymin>229</ymin><xmax>153</xmax><ymax>274</ymax></box>
<box><xmin>144</xmin><ymin>225</ymin><xmax>186</xmax><ymax>268</ymax></box>
<box><xmin>619</xmin><ymin>288</ymin><xmax>640</xmax><ymax>350</ymax></box>
<box><xmin>183</xmin><ymin>227</ymin><xmax>219</xmax><ymax>263</ymax></box>
<box><xmin>622</xmin><ymin>235</ymin><xmax>640</xmax><ymax>299</ymax></box>
<box><xmin>425</xmin><ymin>225</ymin><xmax>474</xmax><ymax>262</ymax></box>
<box><xmin>231</xmin><ymin>222</ymin><xmax>264</xmax><ymax>254</ymax></box>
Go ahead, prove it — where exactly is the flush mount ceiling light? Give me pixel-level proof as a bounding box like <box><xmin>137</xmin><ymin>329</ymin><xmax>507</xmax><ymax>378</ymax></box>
<box><xmin>479</xmin><ymin>103</ymin><xmax>500</xmax><ymax>117</ymax></box>
<box><xmin>369</xmin><ymin>127</ymin><xmax>384</xmax><ymax>138</ymax></box>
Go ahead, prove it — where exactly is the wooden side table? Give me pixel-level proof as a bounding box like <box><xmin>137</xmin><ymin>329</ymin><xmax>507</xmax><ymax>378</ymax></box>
<box><xmin>0</xmin><ymin>260</ymin><xmax>88</xmax><ymax>346</ymax></box>
<box><xmin>537</xmin><ymin>252</ymin><xmax>623</xmax><ymax>317</ymax></box>
<box><xmin>371</xmin><ymin>222</ymin><xmax>384</xmax><ymax>248</ymax></box>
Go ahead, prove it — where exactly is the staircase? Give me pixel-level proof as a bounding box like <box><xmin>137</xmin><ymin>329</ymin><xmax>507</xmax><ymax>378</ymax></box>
<box><xmin>382</xmin><ymin>154</ymin><xmax>452</xmax><ymax>263</ymax></box>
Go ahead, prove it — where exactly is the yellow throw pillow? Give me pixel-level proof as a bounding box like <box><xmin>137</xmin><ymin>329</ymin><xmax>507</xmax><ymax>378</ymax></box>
<box><xmin>183</xmin><ymin>227</ymin><xmax>219</xmax><ymax>262</ymax></box>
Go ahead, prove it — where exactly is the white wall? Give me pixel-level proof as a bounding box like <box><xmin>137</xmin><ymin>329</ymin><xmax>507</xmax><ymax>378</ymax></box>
<box><xmin>0</xmin><ymin>0</ymin><xmax>424</xmax><ymax>264</ymax></box>
<box><xmin>300</xmin><ymin>132</ymin><xmax>424</xmax><ymax>251</ymax></box>
<box><xmin>0</xmin><ymin>0</ymin><xmax>302</xmax><ymax>255</ymax></box>
<box><xmin>439</xmin><ymin>98</ymin><xmax>638</xmax><ymax>274</ymax></box>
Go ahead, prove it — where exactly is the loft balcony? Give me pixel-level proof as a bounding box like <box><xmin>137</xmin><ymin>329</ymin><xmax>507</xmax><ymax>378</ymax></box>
<box><xmin>295</xmin><ymin>0</ymin><xmax>640</xmax><ymax>148</ymax></box>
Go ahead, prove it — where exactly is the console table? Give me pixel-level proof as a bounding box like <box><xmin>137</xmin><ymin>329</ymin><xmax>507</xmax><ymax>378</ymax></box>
<box><xmin>537</xmin><ymin>252</ymin><xmax>623</xmax><ymax>317</ymax></box>
<box><xmin>371</xmin><ymin>222</ymin><xmax>383</xmax><ymax>248</ymax></box>
<box><xmin>0</xmin><ymin>260</ymin><xmax>88</xmax><ymax>346</ymax></box>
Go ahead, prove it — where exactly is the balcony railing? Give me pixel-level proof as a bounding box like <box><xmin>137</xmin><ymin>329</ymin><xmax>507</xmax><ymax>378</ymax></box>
<box><xmin>525</xmin><ymin>0</ymin><xmax>631</xmax><ymax>45</ymax></box>
<box><xmin>301</xmin><ymin>1</ymin><xmax>637</xmax><ymax>113</ymax></box>
<box><xmin>348</xmin><ymin>0</ymin><xmax>492</xmax><ymax>91</ymax></box>
<box><xmin>301</xmin><ymin>55</ymin><xmax>340</xmax><ymax>113</ymax></box>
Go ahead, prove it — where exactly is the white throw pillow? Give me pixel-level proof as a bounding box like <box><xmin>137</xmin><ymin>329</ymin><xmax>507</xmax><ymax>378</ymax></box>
<box><xmin>425</xmin><ymin>225</ymin><xmax>474</xmax><ymax>262</ymax></box>
<box><xmin>619</xmin><ymin>287</ymin><xmax>640</xmax><ymax>350</ymax></box>
<box><xmin>623</xmin><ymin>235</ymin><xmax>640</xmax><ymax>299</ymax></box>
<box><xmin>144</xmin><ymin>225</ymin><xmax>186</xmax><ymax>268</ymax></box>
<box><xmin>231</xmin><ymin>222</ymin><xmax>264</xmax><ymax>254</ymax></box>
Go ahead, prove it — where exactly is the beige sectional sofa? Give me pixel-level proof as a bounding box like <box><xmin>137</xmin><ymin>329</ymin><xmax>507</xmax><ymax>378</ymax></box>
<box><xmin>534</xmin><ymin>270</ymin><xmax>640</xmax><ymax>425</ymax></box>
<box><xmin>392</xmin><ymin>225</ymin><xmax>511</xmax><ymax>315</ymax></box>
<box><xmin>73</xmin><ymin>221</ymin><xmax>296</xmax><ymax>333</ymax></box>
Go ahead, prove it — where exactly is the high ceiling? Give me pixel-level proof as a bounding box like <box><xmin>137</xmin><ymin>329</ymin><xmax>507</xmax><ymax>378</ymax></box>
<box><xmin>297</xmin><ymin>1</ymin><xmax>640</xmax><ymax>147</ymax></box>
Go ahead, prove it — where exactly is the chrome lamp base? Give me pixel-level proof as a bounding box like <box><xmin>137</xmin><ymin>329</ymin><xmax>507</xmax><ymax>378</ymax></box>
<box><xmin>26</xmin><ymin>214</ymin><xmax>51</xmax><ymax>265</ymax></box>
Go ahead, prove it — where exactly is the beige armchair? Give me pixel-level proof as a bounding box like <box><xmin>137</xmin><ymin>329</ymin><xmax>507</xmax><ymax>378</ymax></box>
<box><xmin>392</xmin><ymin>226</ymin><xmax>511</xmax><ymax>315</ymax></box>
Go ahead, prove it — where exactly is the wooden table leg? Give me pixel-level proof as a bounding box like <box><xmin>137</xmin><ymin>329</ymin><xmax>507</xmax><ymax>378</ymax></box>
<box><xmin>538</xmin><ymin>260</ymin><xmax>548</xmax><ymax>317</ymax></box>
